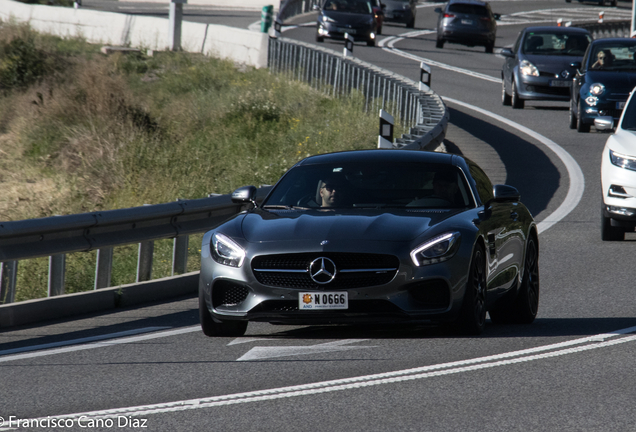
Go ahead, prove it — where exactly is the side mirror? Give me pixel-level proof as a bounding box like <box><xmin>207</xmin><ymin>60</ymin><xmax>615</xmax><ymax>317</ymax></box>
<box><xmin>312</xmin><ymin>4</ymin><xmax>320</xmax><ymax>11</ymax></box>
<box><xmin>500</xmin><ymin>47</ymin><xmax>514</xmax><ymax>58</ymax></box>
<box><xmin>434</xmin><ymin>7</ymin><xmax>442</xmax><ymax>13</ymax></box>
<box><xmin>491</xmin><ymin>184</ymin><xmax>520</xmax><ymax>203</ymax></box>
<box><xmin>232</xmin><ymin>185</ymin><xmax>258</xmax><ymax>207</ymax></box>
<box><xmin>493</xmin><ymin>13</ymin><xmax>501</xmax><ymax>20</ymax></box>
<box><xmin>570</xmin><ymin>61</ymin><xmax>582</xmax><ymax>70</ymax></box>
<box><xmin>594</xmin><ymin>116</ymin><xmax>614</xmax><ymax>131</ymax></box>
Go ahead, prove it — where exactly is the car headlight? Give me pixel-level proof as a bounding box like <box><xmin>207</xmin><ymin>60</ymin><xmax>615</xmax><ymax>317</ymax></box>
<box><xmin>590</xmin><ymin>83</ymin><xmax>605</xmax><ymax>96</ymax></box>
<box><xmin>210</xmin><ymin>233</ymin><xmax>246</xmax><ymax>267</ymax></box>
<box><xmin>322</xmin><ymin>15</ymin><xmax>336</xmax><ymax>23</ymax></box>
<box><xmin>519</xmin><ymin>60</ymin><xmax>539</xmax><ymax>77</ymax></box>
<box><xmin>610</xmin><ymin>149</ymin><xmax>636</xmax><ymax>171</ymax></box>
<box><xmin>410</xmin><ymin>232</ymin><xmax>461</xmax><ymax>266</ymax></box>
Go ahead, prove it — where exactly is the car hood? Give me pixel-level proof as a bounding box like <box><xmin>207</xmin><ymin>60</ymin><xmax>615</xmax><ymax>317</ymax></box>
<box><xmin>585</xmin><ymin>71</ymin><xmax>636</xmax><ymax>90</ymax></box>
<box><xmin>607</xmin><ymin>128</ymin><xmax>636</xmax><ymax>156</ymax></box>
<box><xmin>523</xmin><ymin>54</ymin><xmax>581</xmax><ymax>75</ymax></box>
<box><xmin>239</xmin><ymin>210</ymin><xmax>457</xmax><ymax>243</ymax></box>
<box><xmin>321</xmin><ymin>11</ymin><xmax>373</xmax><ymax>24</ymax></box>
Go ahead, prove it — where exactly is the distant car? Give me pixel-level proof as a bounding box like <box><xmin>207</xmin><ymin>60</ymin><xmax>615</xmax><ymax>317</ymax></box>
<box><xmin>565</xmin><ymin>0</ymin><xmax>617</xmax><ymax>6</ymax></box>
<box><xmin>315</xmin><ymin>0</ymin><xmax>379</xmax><ymax>47</ymax></box>
<box><xmin>598</xmin><ymin>87</ymin><xmax>636</xmax><ymax>240</ymax></box>
<box><xmin>371</xmin><ymin>0</ymin><xmax>384</xmax><ymax>35</ymax></box>
<box><xmin>382</xmin><ymin>0</ymin><xmax>417</xmax><ymax>29</ymax></box>
<box><xmin>501</xmin><ymin>26</ymin><xmax>592</xmax><ymax>109</ymax></box>
<box><xmin>435</xmin><ymin>0</ymin><xmax>500</xmax><ymax>54</ymax></box>
<box><xmin>199</xmin><ymin>150</ymin><xmax>540</xmax><ymax>337</ymax></box>
<box><xmin>570</xmin><ymin>38</ymin><xmax>636</xmax><ymax>133</ymax></box>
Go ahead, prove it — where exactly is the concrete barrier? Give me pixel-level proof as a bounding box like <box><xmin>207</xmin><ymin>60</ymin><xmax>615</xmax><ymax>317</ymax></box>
<box><xmin>0</xmin><ymin>0</ymin><xmax>269</xmax><ymax>68</ymax></box>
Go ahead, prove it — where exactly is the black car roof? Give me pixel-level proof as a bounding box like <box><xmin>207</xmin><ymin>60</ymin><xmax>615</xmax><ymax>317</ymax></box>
<box><xmin>522</xmin><ymin>26</ymin><xmax>591</xmax><ymax>34</ymax></box>
<box><xmin>296</xmin><ymin>149</ymin><xmax>457</xmax><ymax>166</ymax></box>
<box><xmin>447</xmin><ymin>0</ymin><xmax>488</xmax><ymax>6</ymax></box>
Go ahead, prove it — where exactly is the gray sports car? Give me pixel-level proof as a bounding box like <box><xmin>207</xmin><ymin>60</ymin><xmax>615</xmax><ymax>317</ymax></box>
<box><xmin>199</xmin><ymin>150</ymin><xmax>539</xmax><ymax>337</ymax></box>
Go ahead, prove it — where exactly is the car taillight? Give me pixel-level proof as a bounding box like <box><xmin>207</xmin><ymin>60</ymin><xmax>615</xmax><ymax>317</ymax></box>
<box><xmin>443</xmin><ymin>13</ymin><xmax>454</xmax><ymax>18</ymax></box>
<box><xmin>480</xmin><ymin>17</ymin><xmax>491</xmax><ymax>22</ymax></box>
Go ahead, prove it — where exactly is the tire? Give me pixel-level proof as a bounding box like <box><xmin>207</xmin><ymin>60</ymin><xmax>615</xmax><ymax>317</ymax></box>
<box><xmin>569</xmin><ymin>98</ymin><xmax>577</xmax><ymax>129</ymax></box>
<box><xmin>407</xmin><ymin>16</ymin><xmax>415</xmax><ymax>29</ymax></box>
<box><xmin>489</xmin><ymin>236</ymin><xmax>540</xmax><ymax>324</ymax></box>
<box><xmin>199</xmin><ymin>289</ymin><xmax>248</xmax><ymax>337</ymax></box>
<box><xmin>601</xmin><ymin>204</ymin><xmax>625</xmax><ymax>241</ymax></box>
<box><xmin>455</xmin><ymin>245</ymin><xmax>487</xmax><ymax>335</ymax></box>
<box><xmin>377</xmin><ymin>25</ymin><xmax>382</xmax><ymax>35</ymax></box>
<box><xmin>485</xmin><ymin>43</ymin><xmax>494</xmax><ymax>54</ymax></box>
<box><xmin>316</xmin><ymin>34</ymin><xmax>324</xmax><ymax>43</ymax></box>
<box><xmin>367</xmin><ymin>38</ymin><xmax>376</xmax><ymax>47</ymax></box>
<box><xmin>502</xmin><ymin>79</ymin><xmax>512</xmax><ymax>106</ymax></box>
<box><xmin>577</xmin><ymin>100</ymin><xmax>590</xmax><ymax>132</ymax></box>
<box><xmin>436</xmin><ymin>38</ymin><xmax>444</xmax><ymax>49</ymax></box>
<box><xmin>511</xmin><ymin>80</ymin><xmax>524</xmax><ymax>109</ymax></box>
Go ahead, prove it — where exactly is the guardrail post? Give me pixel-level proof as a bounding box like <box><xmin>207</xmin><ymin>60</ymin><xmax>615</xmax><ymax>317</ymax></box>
<box><xmin>344</xmin><ymin>33</ymin><xmax>354</xmax><ymax>58</ymax></box>
<box><xmin>48</xmin><ymin>254</ymin><xmax>66</xmax><ymax>297</ymax></box>
<box><xmin>169</xmin><ymin>0</ymin><xmax>187</xmax><ymax>51</ymax></box>
<box><xmin>378</xmin><ymin>109</ymin><xmax>394</xmax><ymax>148</ymax></box>
<box><xmin>172</xmin><ymin>235</ymin><xmax>189</xmax><ymax>275</ymax></box>
<box><xmin>95</xmin><ymin>247</ymin><xmax>114</xmax><ymax>289</ymax></box>
<box><xmin>0</xmin><ymin>261</ymin><xmax>18</xmax><ymax>304</ymax></box>
<box><xmin>137</xmin><ymin>241</ymin><xmax>154</xmax><ymax>282</ymax></box>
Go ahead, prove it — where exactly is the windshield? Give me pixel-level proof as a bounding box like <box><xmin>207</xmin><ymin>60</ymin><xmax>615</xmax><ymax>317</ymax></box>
<box><xmin>263</xmin><ymin>161</ymin><xmax>475</xmax><ymax>210</ymax></box>
<box><xmin>323</xmin><ymin>0</ymin><xmax>374</xmax><ymax>13</ymax></box>
<box><xmin>587</xmin><ymin>43</ymin><xmax>636</xmax><ymax>71</ymax></box>
<box><xmin>522</xmin><ymin>32</ymin><xmax>591</xmax><ymax>56</ymax></box>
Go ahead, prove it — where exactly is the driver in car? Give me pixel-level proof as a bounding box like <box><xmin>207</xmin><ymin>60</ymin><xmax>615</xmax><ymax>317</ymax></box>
<box><xmin>319</xmin><ymin>175</ymin><xmax>348</xmax><ymax>207</ymax></box>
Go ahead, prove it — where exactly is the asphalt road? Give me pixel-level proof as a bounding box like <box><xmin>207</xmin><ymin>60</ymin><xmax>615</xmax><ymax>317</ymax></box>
<box><xmin>2</xmin><ymin>1</ymin><xmax>636</xmax><ymax>431</ymax></box>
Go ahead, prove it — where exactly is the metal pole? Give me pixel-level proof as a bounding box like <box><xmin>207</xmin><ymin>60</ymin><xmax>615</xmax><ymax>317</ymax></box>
<box><xmin>169</xmin><ymin>0</ymin><xmax>186</xmax><ymax>51</ymax></box>
<box><xmin>95</xmin><ymin>247</ymin><xmax>113</xmax><ymax>289</ymax></box>
<box><xmin>172</xmin><ymin>235</ymin><xmax>189</xmax><ymax>275</ymax></box>
<box><xmin>48</xmin><ymin>254</ymin><xmax>66</xmax><ymax>297</ymax></box>
<box><xmin>0</xmin><ymin>261</ymin><xmax>18</xmax><ymax>304</ymax></box>
<box><xmin>137</xmin><ymin>241</ymin><xmax>154</xmax><ymax>282</ymax></box>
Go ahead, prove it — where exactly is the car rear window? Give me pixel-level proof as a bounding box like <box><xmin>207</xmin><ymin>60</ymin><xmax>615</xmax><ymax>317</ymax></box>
<box><xmin>447</xmin><ymin>4</ymin><xmax>488</xmax><ymax>16</ymax></box>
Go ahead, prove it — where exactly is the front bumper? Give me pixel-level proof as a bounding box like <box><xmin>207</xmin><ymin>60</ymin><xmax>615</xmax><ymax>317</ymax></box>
<box><xmin>439</xmin><ymin>27</ymin><xmax>494</xmax><ymax>46</ymax></box>
<box><xmin>200</xmin><ymin>239</ymin><xmax>470</xmax><ymax>325</ymax></box>
<box><xmin>516</xmin><ymin>74</ymin><xmax>572</xmax><ymax>101</ymax></box>
<box><xmin>580</xmin><ymin>97</ymin><xmax>627</xmax><ymax>125</ymax></box>
<box><xmin>317</xmin><ymin>22</ymin><xmax>375</xmax><ymax>42</ymax></box>
<box><xmin>601</xmin><ymin>147</ymin><xmax>636</xmax><ymax>227</ymax></box>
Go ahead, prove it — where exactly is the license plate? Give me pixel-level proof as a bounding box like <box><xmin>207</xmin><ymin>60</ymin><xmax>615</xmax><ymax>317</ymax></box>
<box><xmin>299</xmin><ymin>292</ymin><xmax>348</xmax><ymax>310</ymax></box>
<box><xmin>549</xmin><ymin>80</ymin><xmax>569</xmax><ymax>87</ymax></box>
<box><xmin>617</xmin><ymin>101</ymin><xmax>626</xmax><ymax>109</ymax></box>
<box><xmin>338</xmin><ymin>28</ymin><xmax>356</xmax><ymax>34</ymax></box>
<box><xmin>461</xmin><ymin>19</ymin><xmax>473</xmax><ymax>25</ymax></box>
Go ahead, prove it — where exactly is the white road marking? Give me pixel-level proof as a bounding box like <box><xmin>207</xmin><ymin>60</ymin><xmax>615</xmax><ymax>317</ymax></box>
<box><xmin>237</xmin><ymin>339</ymin><xmax>374</xmax><ymax>361</ymax></box>
<box><xmin>0</xmin><ymin>326</ymin><xmax>198</xmax><ymax>363</ymax></box>
<box><xmin>441</xmin><ymin>97</ymin><xmax>585</xmax><ymax>235</ymax></box>
<box><xmin>3</xmin><ymin>325</ymin><xmax>634</xmax><ymax>427</ymax></box>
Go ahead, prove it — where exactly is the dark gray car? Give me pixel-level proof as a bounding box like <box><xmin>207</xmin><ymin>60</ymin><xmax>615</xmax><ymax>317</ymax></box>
<box><xmin>435</xmin><ymin>0</ymin><xmax>500</xmax><ymax>53</ymax></box>
<box><xmin>501</xmin><ymin>26</ymin><xmax>592</xmax><ymax>109</ymax></box>
<box><xmin>199</xmin><ymin>150</ymin><xmax>539</xmax><ymax>337</ymax></box>
<box><xmin>315</xmin><ymin>0</ymin><xmax>379</xmax><ymax>46</ymax></box>
<box><xmin>382</xmin><ymin>0</ymin><xmax>417</xmax><ymax>28</ymax></box>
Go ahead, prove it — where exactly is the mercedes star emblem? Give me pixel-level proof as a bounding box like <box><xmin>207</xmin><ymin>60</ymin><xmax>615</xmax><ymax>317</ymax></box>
<box><xmin>309</xmin><ymin>257</ymin><xmax>337</xmax><ymax>284</ymax></box>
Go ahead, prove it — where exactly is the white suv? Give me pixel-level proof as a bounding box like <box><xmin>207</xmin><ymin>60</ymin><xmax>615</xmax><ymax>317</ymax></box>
<box><xmin>598</xmin><ymin>87</ymin><xmax>636</xmax><ymax>241</ymax></box>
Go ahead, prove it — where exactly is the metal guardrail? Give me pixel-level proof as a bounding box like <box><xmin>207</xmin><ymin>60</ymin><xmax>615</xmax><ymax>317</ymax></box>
<box><xmin>268</xmin><ymin>37</ymin><xmax>449</xmax><ymax>149</ymax></box>
<box><xmin>577</xmin><ymin>20</ymin><xmax>631</xmax><ymax>39</ymax></box>
<box><xmin>277</xmin><ymin>0</ymin><xmax>321</xmax><ymax>23</ymax></box>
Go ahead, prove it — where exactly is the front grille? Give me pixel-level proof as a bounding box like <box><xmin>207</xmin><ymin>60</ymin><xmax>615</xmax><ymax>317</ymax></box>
<box><xmin>212</xmin><ymin>280</ymin><xmax>249</xmax><ymax>308</ymax></box>
<box><xmin>525</xmin><ymin>85</ymin><xmax>569</xmax><ymax>97</ymax></box>
<box><xmin>251</xmin><ymin>252</ymin><xmax>399</xmax><ymax>289</ymax></box>
<box><xmin>249</xmin><ymin>299</ymin><xmax>403</xmax><ymax>314</ymax></box>
<box><xmin>407</xmin><ymin>279</ymin><xmax>451</xmax><ymax>309</ymax></box>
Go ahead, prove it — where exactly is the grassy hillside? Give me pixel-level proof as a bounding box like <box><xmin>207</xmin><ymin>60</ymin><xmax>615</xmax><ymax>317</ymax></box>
<box><xmin>0</xmin><ymin>22</ymin><xmax>387</xmax><ymax>302</ymax></box>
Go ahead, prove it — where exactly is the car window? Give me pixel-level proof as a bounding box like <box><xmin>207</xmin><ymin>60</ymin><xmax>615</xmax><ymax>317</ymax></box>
<box><xmin>522</xmin><ymin>32</ymin><xmax>590</xmax><ymax>56</ymax></box>
<box><xmin>513</xmin><ymin>31</ymin><xmax>523</xmax><ymax>53</ymax></box>
<box><xmin>466</xmin><ymin>159</ymin><xmax>493</xmax><ymax>205</ymax></box>
<box><xmin>324</xmin><ymin>0</ymin><xmax>373</xmax><ymax>13</ymax></box>
<box><xmin>263</xmin><ymin>162</ymin><xmax>475</xmax><ymax>209</ymax></box>
<box><xmin>447</xmin><ymin>4</ymin><xmax>489</xmax><ymax>16</ymax></box>
<box><xmin>587</xmin><ymin>43</ymin><xmax>636</xmax><ymax>71</ymax></box>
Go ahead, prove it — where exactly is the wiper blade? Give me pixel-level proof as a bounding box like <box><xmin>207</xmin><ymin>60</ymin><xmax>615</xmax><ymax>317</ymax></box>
<box><xmin>262</xmin><ymin>205</ymin><xmax>308</xmax><ymax>210</ymax></box>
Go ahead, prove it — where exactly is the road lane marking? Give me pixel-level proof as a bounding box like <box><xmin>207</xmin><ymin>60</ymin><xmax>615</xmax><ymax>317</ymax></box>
<box><xmin>4</xmin><ymin>325</ymin><xmax>634</xmax><ymax>427</ymax></box>
<box><xmin>440</xmin><ymin>97</ymin><xmax>585</xmax><ymax>235</ymax></box>
<box><xmin>237</xmin><ymin>339</ymin><xmax>374</xmax><ymax>361</ymax></box>
<box><xmin>0</xmin><ymin>326</ymin><xmax>198</xmax><ymax>363</ymax></box>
